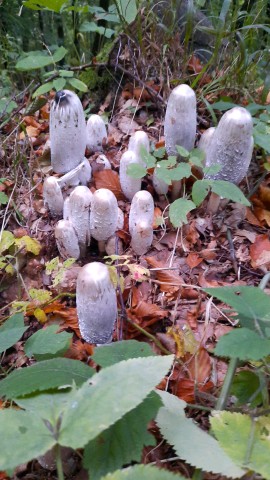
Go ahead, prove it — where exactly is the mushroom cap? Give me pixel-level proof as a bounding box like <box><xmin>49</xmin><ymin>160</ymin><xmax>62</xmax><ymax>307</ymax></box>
<box><xmin>198</xmin><ymin>127</ymin><xmax>216</xmax><ymax>162</ymax></box>
<box><xmin>86</xmin><ymin>114</ymin><xmax>107</xmax><ymax>151</ymax></box>
<box><xmin>129</xmin><ymin>190</ymin><xmax>154</xmax><ymax>237</ymax></box>
<box><xmin>76</xmin><ymin>262</ymin><xmax>117</xmax><ymax>343</ymax></box>
<box><xmin>128</xmin><ymin>131</ymin><xmax>150</xmax><ymax>166</ymax></box>
<box><xmin>68</xmin><ymin>186</ymin><xmax>93</xmax><ymax>255</ymax></box>
<box><xmin>50</xmin><ymin>90</ymin><xmax>87</xmax><ymax>174</ymax></box>
<box><xmin>90</xmin><ymin>188</ymin><xmax>118</xmax><ymax>241</ymax></box>
<box><xmin>205</xmin><ymin>107</ymin><xmax>254</xmax><ymax>184</ymax></box>
<box><xmin>119</xmin><ymin>150</ymin><xmax>142</xmax><ymax>201</ymax></box>
<box><xmin>130</xmin><ymin>220</ymin><xmax>153</xmax><ymax>255</ymax></box>
<box><xmin>43</xmin><ymin>176</ymin><xmax>64</xmax><ymax>217</ymax></box>
<box><xmin>164</xmin><ymin>84</ymin><xmax>197</xmax><ymax>156</ymax></box>
<box><xmin>55</xmin><ymin>219</ymin><xmax>80</xmax><ymax>259</ymax></box>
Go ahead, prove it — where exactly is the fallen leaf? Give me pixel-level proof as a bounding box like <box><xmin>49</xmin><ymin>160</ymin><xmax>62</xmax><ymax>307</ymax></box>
<box><xmin>93</xmin><ymin>170</ymin><xmax>126</xmax><ymax>200</ymax></box>
<box><xmin>253</xmin><ymin>206</ymin><xmax>270</xmax><ymax>227</ymax></box>
<box><xmin>250</xmin><ymin>234</ymin><xmax>270</xmax><ymax>268</ymax></box>
<box><xmin>246</xmin><ymin>207</ymin><xmax>262</xmax><ymax>226</ymax></box>
<box><xmin>185</xmin><ymin>252</ymin><xmax>203</xmax><ymax>269</ymax></box>
<box><xmin>127</xmin><ymin>286</ymin><xmax>166</xmax><ymax>333</ymax></box>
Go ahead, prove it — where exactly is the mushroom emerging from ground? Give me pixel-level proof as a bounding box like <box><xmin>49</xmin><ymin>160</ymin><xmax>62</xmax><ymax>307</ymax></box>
<box><xmin>68</xmin><ymin>186</ymin><xmax>93</xmax><ymax>257</ymax></box>
<box><xmin>55</xmin><ymin>220</ymin><xmax>80</xmax><ymax>259</ymax></box>
<box><xmin>119</xmin><ymin>150</ymin><xmax>142</xmax><ymax>201</ymax></box>
<box><xmin>86</xmin><ymin>114</ymin><xmax>107</xmax><ymax>152</ymax></box>
<box><xmin>76</xmin><ymin>262</ymin><xmax>117</xmax><ymax>344</ymax></box>
<box><xmin>128</xmin><ymin>131</ymin><xmax>150</xmax><ymax>166</ymax></box>
<box><xmin>43</xmin><ymin>176</ymin><xmax>64</xmax><ymax>217</ymax></box>
<box><xmin>50</xmin><ymin>90</ymin><xmax>87</xmax><ymax>174</ymax></box>
<box><xmin>90</xmin><ymin>188</ymin><xmax>119</xmax><ymax>252</ymax></box>
<box><xmin>129</xmin><ymin>190</ymin><xmax>154</xmax><ymax>255</ymax></box>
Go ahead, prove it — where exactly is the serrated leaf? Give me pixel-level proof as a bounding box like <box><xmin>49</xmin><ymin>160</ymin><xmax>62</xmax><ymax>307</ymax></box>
<box><xmin>101</xmin><ymin>464</ymin><xmax>187</xmax><ymax>480</ymax></box>
<box><xmin>192</xmin><ymin>179</ymin><xmax>210</xmax><ymax>205</ymax></box>
<box><xmin>32</xmin><ymin>81</ymin><xmax>54</xmax><ymax>98</ymax></box>
<box><xmin>0</xmin><ymin>358</ymin><xmax>94</xmax><ymax>399</ymax></box>
<box><xmin>58</xmin><ymin>355</ymin><xmax>174</xmax><ymax>449</ymax></box>
<box><xmin>203</xmin><ymin>286</ymin><xmax>270</xmax><ymax>333</ymax></box>
<box><xmin>84</xmin><ymin>393</ymin><xmax>161</xmax><ymax>479</ymax></box>
<box><xmin>0</xmin><ymin>192</ymin><xmax>8</xmax><ymax>205</ymax></box>
<box><xmin>126</xmin><ymin>163</ymin><xmax>147</xmax><ymax>179</ymax></box>
<box><xmin>211</xmin><ymin>411</ymin><xmax>270</xmax><ymax>479</ymax></box>
<box><xmin>169</xmin><ymin>163</ymin><xmax>191</xmax><ymax>181</ymax></box>
<box><xmin>214</xmin><ymin>327</ymin><xmax>270</xmax><ymax>361</ymax></box>
<box><xmin>92</xmin><ymin>340</ymin><xmax>155</xmax><ymax>368</ymax></box>
<box><xmin>209</xmin><ymin>180</ymin><xmax>250</xmax><ymax>206</ymax></box>
<box><xmin>45</xmin><ymin>256</ymin><xmax>60</xmax><ymax>273</ymax></box>
<box><xmin>24</xmin><ymin>325</ymin><xmax>72</xmax><ymax>360</ymax></box>
<box><xmin>68</xmin><ymin>78</ymin><xmax>88</xmax><ymax>92</ymax></box>
<box><xmin>169</xmin><ymin>199</ymin><xmax>196</xmax><ymax>228</ymax></box>
<box><xmin>53</xmin><ymin>77</ymin><xmax>66</xmax><ymax>91</ymax></box>
<box><xmin>29</xmin><ymin>288</ymin><xmax>52</xmax><ymax>302</ymax></box>
<box><xmin>176</xmin><ymin>145</ymin><xmax>190</xmax><ymax>158</ymax></box>
<box><xmin>16</xmin><ymin>389</ymin><xmax>74</xmax><ymax>425</ymax></box>
<box><xmin>156</xmin><ymin>392</ymin><xmax>245</xmax><ymax>478</ymax></box>
<box><xmin>15</xmin><ymin>236</ymin><xmax>41</xmax><ymax>255</ymax></box>
<box><xmin>0</xmin><ymin>313</ymin><xmax>28</xmax><ymax>354</ymax></box>
<box><xmin>0</xmin><ymin>231</ymin><xmax>15</xmax><ymax>254</ymax></box>
<box><xmin>231</xmin><ymin>371</ymin><xmax>262</xmax><ymax>407</ymax></box>
<box><xmin>0</xmin><ymin>409</ymin><xmax>55</xmax><ymax>471</ymax></box>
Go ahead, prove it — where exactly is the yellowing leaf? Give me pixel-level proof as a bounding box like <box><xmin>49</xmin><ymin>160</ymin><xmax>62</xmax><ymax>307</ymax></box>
<box><xmin>15</xmin><ymin>236</ymin><xmax>41</xmax><ymax>255</ymax></box>
<box><xmin>34</xmin><ymin>308</ymin><xmax>47</xmax><ymax>323</ymax></box>
<box><xmin>0</xmin><ymin>231</ymin><xmax>15</xmax><ymax>254</ymax></box>
<box><xmin>29</xmin><ymin>289</ymin><xmax>52</xmax><ymax>303</ymax></box>
<box><xmin>5</xmin><ymin>264</ymin><xmax>15</xmax><ymax>275</ymax></box>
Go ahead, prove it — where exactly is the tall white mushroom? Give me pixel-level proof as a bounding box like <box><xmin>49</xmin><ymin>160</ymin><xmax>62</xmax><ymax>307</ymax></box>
<box><xmin>43</xmin><ymin>176</ymin><xmax>64</xmax><ymax>217</ymax></box>
<box><xmin>55</xmin><ymin>220</ymin><xmax>80</xmax><ymax>260</ymax></box>
<box><xmin>50</xmin><ymin>90</ymin><xmax>87</xmax><ymax>174</ymax></box>
<box><xmin>90</xmin><ymin>188</ymin><xmax>119</xmax><ymax>252</ymax></box>
<box><xmin>68</xmin><ymin>186</ymin><xmax>93</xmax><ymax>257</ymax></box>
<box><xmin>76</xmin><ymin>262</ymin><xmax>117</xmax><ymax>344</ymax></box>
<box><xmin>198</xmin><ymin>127</ymin><xmax>216</xmax><ymax>164</ymax></box>
<box><xmin>129</xmin><ymin>190</ymin><xmax>154</xmax><ymax>255</ymax></box>
<box><xmin>119</xmin><ymin>150</ymin><xmax>142</xmax><ymax>201</ymax></box>
<box><xmin>86</xmin><ymin>114</ymin><xmax>107</xmax><ymax>152</ymax></box>
<box><xmin>128</xmin><ymin>131</ymin><xmax>150</xmax><ymax>166</ymax></box>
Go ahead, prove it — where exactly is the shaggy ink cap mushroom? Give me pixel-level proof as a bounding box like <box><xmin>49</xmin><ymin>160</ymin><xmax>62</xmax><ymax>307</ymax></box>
<box><xmin>119</xmin><ymin>150</ymin><xmax>142</xmax><ymax>201</ymax></box>
<box><xmin>90</xmin><ymin>188</ymin><xmax>119</xmax><ymax>242</ymax></box>
<box><xmin>76</xmin><ymin>262</ymin><xmax>117</xmax><ymax>344</ymax></box>
<box><xmin>43</xmin><ymin>176</ymin><xmax>64</xmax><ymax>217</ymax></box>
<box><xmin>129</xmin><ymin>190</ymin><xmax>154</xmax><ymax>255</ymax></box>
<box><xmin>55</xmin><ymin>219</ymin><xmax>80</xmax><ymax>260</ymax></box>
<box><xmin>68</xmin><ymin>186</ymin><xmax>93</xmax><ymax>257</ymax></box>
<box><xmin>86</xmin><ymin>114</ymin><xmax>107</xmax><ymax>152</ymax></box>
<box><xmin>128</xmin><ymin>131</ymin><xmax>150</xmax><ymax>166</ymax></box>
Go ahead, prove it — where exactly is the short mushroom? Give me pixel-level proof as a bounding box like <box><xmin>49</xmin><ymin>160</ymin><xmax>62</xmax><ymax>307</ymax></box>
<box><xmin>43</xmin><ymin>176</ymin><xmax>64</xmax><ymax>217</ymax></box>
<box><xmin>128</xmin><ymin>131</ymin><xmax>150</xmax><ymax>166</ymax></box>
<box><xmin>55</xmin><ymin>219</ymin><xmax>80</xmax><ymax>259</ymax></box>
<box><xmin>90</xmin><ymin>188</ymin><xmax>119</xmax><ymax>252</ymax></box>
<box><xmin>129</xmin><ymin>190</ymin><xmax>154</xmax><ymax>255</ymax></box>
<box><xmin>119</xmin><ymin>150</ymin><xmax>142</xmax><ymax>201</ymax></box>
<box><xmin>76</xmin><ymin>262</ymin><xmax>117</xmax><ymax>344</ymax></box>
<box><xmin>86</xmin><ymin>114</ymin><xmax>107</xmax><ymax>152</ymax></box>
<box><xmin>68</xmin><ymin>186</ymin><xmax>93</xmax><ymax>257</ymax></box>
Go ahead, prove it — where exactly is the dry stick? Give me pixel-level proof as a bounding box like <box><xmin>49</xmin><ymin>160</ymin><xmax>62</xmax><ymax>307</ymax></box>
<box><xmin>226</xmin><ymin>227</ymin><xmax>238</xmax><ymax>276</ymax></box>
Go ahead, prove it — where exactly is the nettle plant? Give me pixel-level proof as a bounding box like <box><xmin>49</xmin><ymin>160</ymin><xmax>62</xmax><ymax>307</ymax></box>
<box><xmin>127</xmin><ymin>144</ymin><xmax>250</xmax><ymax>229</ymax></box>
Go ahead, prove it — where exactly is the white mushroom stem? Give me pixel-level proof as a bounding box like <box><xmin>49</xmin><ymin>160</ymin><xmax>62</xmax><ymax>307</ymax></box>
<box><xmin>43</xmin><ymin>176</ymin><xmax>64</xmax><ymax>217</ymax></box>
<box><xmin>76</xmin><ymin>262</ymin><xmax>117</xmax><ymax>344</ymax></box>
<box><xmin>198</xmin><ymin>127</ymin><xmax>216</xmax><ymax>164</ymax></box>
<box><xmin>129</xmin><ymin>190</ymin><xmax>154</xmax><ymax>255</ymax></box>
<box><xmin>90</xmin><ymin>188</ymin><xmax>119</xmax><ymax>244</ymax></box>
<box><xmin>57</xmin><ymin>158</ymin><xmax>92</xmax><ymax>187</ymax></box>
<box><xmin>119</xmin><ymin>150</ymin><xmax>142</xmax><ymax>201</ymax></box>
<box><xmin>128</xmin><ymin>131</ymin><xmax>150</xmax><ymax>166</ymax></box>
<box><xmin>117</xmin><ymin>207</ymin><xmax>124</xmax><ymax>230</ymax></box>
<box><xmin>86</xmin><ymin>114</ymin><xmax>107</xmax><ymax>152</ymax></box>
<box><xmin>55</xmin><ymin>220</ymin><xmax>80</xmax><ymax>259</ymax></box>
<box><xmin>205</xmin><ymin>107</ymin><xmax>253</xmax><ymax>184</ymax></box>
<box><xmin>68</xmin><ymin>186</ymin><xmax>93</xmax><ymax>257</ymax></box>
<box><xmin>50</xmin><ymin>90</ymin><xmax>87</xmax><ymax>174</ymax></box>
<box><xmin>63</xmin><ymin>196</ymin><xmax>70</xmax><ymax>220</ymax></box>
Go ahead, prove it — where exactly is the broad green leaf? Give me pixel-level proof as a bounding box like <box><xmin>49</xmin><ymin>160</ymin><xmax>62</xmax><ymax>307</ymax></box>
<box><xmin>0</xmin><ymin>409</ymin><xmax>55</xmax><ymax>471</ymax></box>
<box><xmin>16</xmin><ymin>47</ymin><xmax>67</xmax><ymax>71</ymax></box>
<box><xmin>92</xmin><ymin>340</ymin><xmax>155</xmax><ymax>367</ymax></box>
<box><xmin>203</xmin><ymin>164</ymin><xmax>222</xmax><ymax>176</ymax></box>
<box><xmin>253</xmin><ymin>123</ymin><xmax>270</xmax><ymax>153</ymax></box>
<box><xmin>189</xmin><ymin>147</ymin><xmax>205</xmax><ymax>165</ymax></box>
<box><xmin>114</xmin><ymin>0</ymin><xmax>137</xmax><ymax>24</ymax></box>
<box><xmin>156</xmin><ymin>392</ymin><xmax>245</xmax><ymax>478</ymax></box>
<box><xmin>169</xmin><ymin>198</ymin><xmax>196</xmax><ymax>228</ymax></box>
<box><xmin>24</xmin><ymin>325</ymin><xmax>72</xmax><ymax>360</ymax></box>
<box><xmin>211</xmin><ymin>411</ymin><xmax>270</xmax><ymax>479</ymax></box>
<box><xmin>0</xmin><ymin>358</ymin><xmax>94</xmax><ymax>399</ymax></box>
<box><xmin>0</xmin><ymin>231</ymin><xmax>15</xmax><ymax>253</ymax></box>
<box><xmin>176</xmin><ymin>145</ymin><xmax>190</xmax><ymax>158</ymax></box>
<box><xmin>84</xmin><ymin>393</ymin><xmax>161</xmax><ymax>479</ymax></box>
<box><xmin>153</xmin><ymin>147</ymin><xmax>166</xmax><ymax>159</ymax></box>
<box><xmin>211</xmin><ymin>100</ymin><xmax>238</xmax><ymax>111</ymax></box>
<box><xmin>22</xmin><ymin>0</ymin><xmax>67</xmax><ymax>12</ymax></box>
<box><xmin>15</xmin><ymin>236</ymin><xmax>41</xmax><ymax>255</ymax></box>
<box><xmin>204</xmin><ymin>286</ymin><xmax>270</xmax><ymax>333</ymax></box>
<box><xmin>155</xmin><ymin>166</ymin><xmax>173</xmax><ymax>185</ymax></box>
<box><xmin>33</xmin><ymin>82</ymin><xmax>54</xmax><ymax>98</ymax></box>
<box><xmin>101</xmin><ymin>464</ymin><xmax>187</xmax><ymax>480</ymax></box>
<box><xmin>53</xmin><ymin>77</ymin><xmax>66</xmax><ymax>91</ymax></box>
<box><xmin>0</xmin><ymin>313</ymin><xmax>28</xmax><ymax>354</ymax></box>
<box><xmin>0</xmin><ymin>98</ymin><xmax>17</xmax><ymax>115</ymax></box>
<box><xmin>126</xmin><ymin>163</ymin><xmax>147</xmax><ymax>179</ymax></box>
<box><xmin>79</xmin><ymin>21</ymin><xmax>115</xmax><ymax>37</ymax></box>
<box><xmin>192</xmin><ymin>179</ymin><xmax>210</xmax><ymax>206</ymax></box>
<box><xmin>214</xmin><ymin>327</ymin><xmax>270</xmax><ymax>361</ymax></box>
<box><xmin>209</xmin><ymin>180</ymin><xmax>250</xmax><ymax>206</ymax></box>
<box><xmin>140</xmin><ymin>147</ymin><xmax>157</xmax><ymax>168</ymax></box>
<box><xmin>58</xmin><ymin>355</ymin><xmax>174</xmax><ymax>448</ymax></box>
<box><xmin>158</xmin><ymin>157</ymin><xmax>177</xmax><ymax>168</ymax></box>
<box><xmin>231</xmin><ymin>371</ymin><xmax>262</xmax><ymax>407</ymax></box>
<box><xmin>0</xmin><ymin>192</ymin><xmax>8</xmax><ymax>205</ymax></box>
<box><xmin>169</xmin><ymin>163</ymin><xmax>191</xmax><ymax>181</ymax></box>
<box><xmin>68</xmin><ymin>78</ymin><xmax>88</xmax><ymax>92</ymax></box>
<box><xmin>59</xmin><ymin>69</ymin><xmax>74</xmax><ymax>78</ymax></box>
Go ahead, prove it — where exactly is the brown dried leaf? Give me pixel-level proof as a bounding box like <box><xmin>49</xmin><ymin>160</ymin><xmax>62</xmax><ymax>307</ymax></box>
<box><xmin>250</xmin><ymin>234</ymin><xmax>270</xmax><ymax>268</ymax></box>
<box><xmin>93</xmin><ymin>170</ymin><xmax>125</xmax><ymax>200</ymax></box>
<box><xmin>185</xmin><ymin>252</ymin><xmax>203</xmax><ymax>269</ymax></box>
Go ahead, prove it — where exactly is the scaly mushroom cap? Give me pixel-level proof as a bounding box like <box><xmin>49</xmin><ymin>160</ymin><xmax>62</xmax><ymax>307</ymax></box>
<box><xmin>119</xmin><ymin>150</ymin><xmax>142</xmax><ymax>201</ymax></box>
<box><xmin>205</xmin><ymin>107</ymin><xmax>253</xmax><ymax>184</ymax></box>
<box><xmin>43</xmin><ymin>176</ymin><xmax>64</xmax><ymax>217</ymax></box>
<box><xmin>55</xmin><ymin>219</ymin><xmax>80</xmax><ymax>259</ymax></box>
<box><xmin>128</xmin><ymin>131</ymin><xmax>150</xmax><ymax>166</ymax></box>
<box><xmin>50</xmin><ymin>90</ymin><xmax>87</xmax><ymax>174</ymax></box>
<box><xmin>86</xmin><ymin>114</ymin><xmax>107</xmax><ymax>152</ymax></box>
<box><xmin>130</xmin><ymin>220</ymin><xmax>154</xmax><ymax>255</ymax></box>
<box><xmin>68</xmin><ymin>186</ymin><xmax>93</xmax><ymax>257</ymax></box>
<box><xmin>90</xmin><ymin>188</ymin><xmax>118</xmax><ymax>241</ymax></box>
<box><xmin>164</xmin><ymin>84</ymin><xmax>197</xmax><ymax>157</ymax></box>
<box><xmin>76</xmin><ymin>262</ymin><xmax>117</xmax><ymax>343</ymax></box>
<box><xmin>198</xmin><ymin>127</ymin><xmax>216</xmax><ymax>163</ymax></box>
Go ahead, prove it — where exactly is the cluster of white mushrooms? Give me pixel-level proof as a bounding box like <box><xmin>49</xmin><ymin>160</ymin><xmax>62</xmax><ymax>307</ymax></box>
<box><xmin>43</xmin><ymin>87</ymin><xmax>254</xmax><ymax>344</ymax></box>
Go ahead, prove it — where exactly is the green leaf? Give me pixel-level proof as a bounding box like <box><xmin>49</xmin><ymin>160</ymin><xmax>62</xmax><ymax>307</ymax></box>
<box><xmin>176</xmin><ymin>145</ymin><xmax>190</xmax><ymax>158</ymax></box>
<box><xmin>84</xmin><ymin>393</ymin><xmax>161</xmax><ymax>479</ymax></box>
<box><xmin>153</xmin><ymin>147</ymin><xmax>166</xmax><ymax>159</ymax></box>
<box><xmin>24</xmin><ymin>96</ymin><xmax>48</xmax><ymax>114</ymax></box>
<box><xmin>22</xmin><ymin>0</ymin><xmax>67</xmax><ymax>12</ymax></box>
<box><xmin>29</xmin><ymin>288</ymin><xmax>52</xmax><ymax>302</ymax></box>
<box><xmin>211</xmin><ymin>100</ymin><xmax>238</xmax><ymax>111</ymax></box>
<box><xmin>15</xmin><ymin>235</ymin><xmax>41</xmax><ymax>255</ymax></box>
<box><xmin>0</xmin><ymin>98</ymin><xmax>17</xmax><ymax>116</ymax></box>
<box><xmin>59</xmin><ymin>69</ymin><xmax>74</xmax><ymax>78</ymax></box>
<box><xmin>126</xmin><ymin>163</ymin><xmax>147</xmax><ymax>179</ymax></box>
<box><xmin>92</xmin><ymin>340</ymin><xmax>155</xmax><ymax>367</ymax></box>
<box><xmin>0</xmin><ymin>313</ymin><xmax>28</xmax><ymax>354</ymax></box>
<box><xmin>155</xmin><ymin>166</ymin><xmax>173</xmax><ymax>185</ymax></box>
<box><xmin>169</xmin><ymin>199</ymin><xmax>196</xmax><ymax>228</ymax></box>
<box><xmin>189</xmin><ymin>148</ymin><xmax>205</xmax><ymax>165</ymax></box>
<box><xmin>16</xmin><ymin>47</ymin><xmax>67</xmax><ymax>71</ymax></box>
<box><xmin>214</xmin><ymin>327</ymin><xmax>270</xmax><ymax>361</ymax></box>
<box><xmin>209</xmin><ymin>180</ymin><xmax>250</xmax><ymax>206</ymax></box>
<box><xmin>0</xmin><ymin>231</ymin><xmax>15</xmax><ymax>254</ymax></box>
<box><xmin>0</xmin><ymin>358</ymin><xmax>94</xmax><ymax>399</ymax></box>
<box><xmin>192</xmin><ymin>179</ymin><xmax>210</xmax><ymax>206</ymax></box>
<box><xmin>68</xmin><ymin>78</ymin><xmax>88</xmax><ymax>92</ymax></box>
<box><xmin>0</xmin><ymin>192</ymin><xmax>8</xmax><ymax>205</ymax></box>
<box><xmin>0</xmin><ymin>409</ymin><xmax>55</xmax><ymax>471</ymax></box>
<box><xmin>203</xmin><ymin>164</ymin><xmax>222</xmax><ymax>176</ymax></box>
<box><xmin>156</xmin><ymin>392</ymin><xmax>245</xmax><ymax>478</ymax></box>
<box><xmin>203</xmin><ymin>286</ymin><xmax>270</xmax><ymax>334</ymax></box>
<box><xmin>101</xmin><ymin>464</ymin><xmax>187</xmax><ymax>480</ymax></box>
<box><xmin>53</xmin><ymin>77</ymin><xmax>66</xmax><ymax>91</ymax></box>
<box><xmin>231</xmin><ymin>371</ymin><xmax>262</xmax><ymax>407</ymax></box>
<box><xmin>253</xmin><ymin>123</ymin><xmax>270</xmax><ymax>153</ymax></box>
<box><xmin>58</xmin><ymin>355</ymin><xmax>174</xmax><ymax>448</ymax></box>
<box><xmin>32</xmin><ymin>82</ymin><xmax>54</xmax><ymax>98</ymax></box>
<box><xmin>24</xmin><ymin>325</ymin><xmax>72</xmax><ymax>360</ymax></box>
<box><xmin>211</xmin><ymin>411</ymin><xmax>270</xmax><ymax>479</ymax></box>
<box><xmin>114</xmin><ymin>0</ymin><xmax>137</xmax><ymax>24</ymax></box>
<box><xmin>169</xmin><ymin>163</ymin><xmax>192</xmax><ymax>181</ymax></box>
